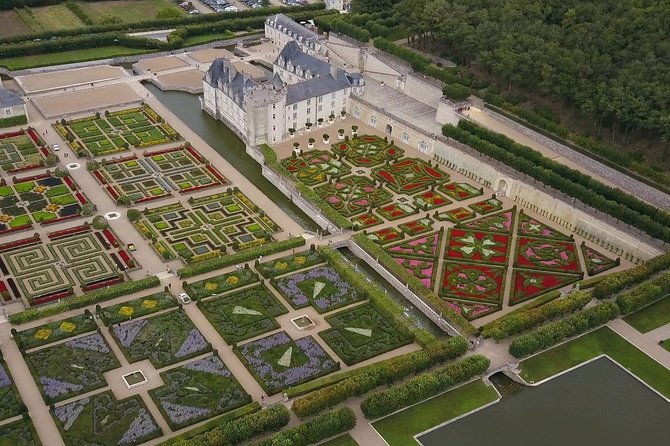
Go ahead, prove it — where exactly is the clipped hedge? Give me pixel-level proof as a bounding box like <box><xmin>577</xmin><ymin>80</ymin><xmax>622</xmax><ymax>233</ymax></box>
<box><xmin>317</xmin><ymin>246</ymin><xmax>435</xmax><ymax>347</ymax></box>
<box><xmin>252</xmin><ymin>407</ymin><xmax>355</xmax><ymax>446</ymax></box>
<box><xmin>8</xmin><ymin>276</ymin><xmax>160</xmax><ymax>325</ymax></box>
<box><xmin>592</xmin><ymin>251</ymin><xmax>670</xmax><ymax>299</ymax></box>
<box><xmin>615</xmin><ymin>271</ymin><xmax>670</xmax><ymax>315</ymax></box>
<box><xmin>360</xmin><ymin>355</ymin><xmax>490</xmax><ymax>419</ymax></box>
<box><xmin>508</xmin><ymin>301</ymin><xmax>620</xmax><ymax>358</ymax></box>
<box><xmin>292</xmin><ymin>336</ymin><xmax>468</xmax><ymax>418</ymax></box>
<box><xmin>178</xmin><ymin>237</ymin><xmax>305</xmax><ymax>279</ymax></box>
<box><xmin>259</xmin><ymin>144</ymin><xmax>351</xmax><ymax>230</ymax></box>
<box><xmin>352</xmin><ymin>233</ymin><xmax>475</xmax><ymax>336</ymax></box>
<box><xmin>481</xmin><ymin>290</ymin><xmax>593</xmax><ymax>340</ymax></box>
<box><xmin>169</xmin><ymin>404</ymin><xmax>290</xmax><ymax>446</ymax></box>
<box><xmin>0</xmin><ymin>115</ymin><xmax>28</xmax><ymax>128</ymax></box>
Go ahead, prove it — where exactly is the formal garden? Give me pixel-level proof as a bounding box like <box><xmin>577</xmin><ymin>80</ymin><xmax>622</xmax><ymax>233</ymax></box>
<box><xmin>97</xmin><ymin>291</ymin><xmax>176</xmax><ymax>326</ymax></box>
<box><xmin>0</xmin><ymin>224</ymin><xmax>136</xmax><ymax>305</ymax></box>
<box><xmin>256</xmin><ymin>249</ymin><xmax>325</xmax><ymax>278</ymax></box>
<box><xmin>0</xmin><ymin>418</ymin><xmax>41</xmax><ymax>445</ymax></box>
<box><xmin>131</xmin><ymin>190</ymin><xmax>280</xmax><ymax>263</ymax></box>
<box><xmin>14</xmin><ymin>313</ymin><xmax>96</xmax><ymax>350</ymax></box>
<box><xmin>0</xmin><ymin>128</ymin><xmax>51</xmax><ymax>174</ymax></box>
<box><xmin>0</xmin><ymin>172</ymin><xmax>89</xmax><ymax>233</ymax></box>
<box><xmin>52</xmin><ymin>390</ymin><xmax>162</xmax><ymax>446</ymax></box>
<box><xmin>111</xmin><ymin>309</ymin><xmax>211</xmax><ymax>368</ymax></box>
<box><xmin>0</xmin><ymin>358</ymin><xmax>25</xmax><ymax>422</ymax></box>
<box><xmin>235</xmin><ymin>331</ymin><xmax>340</xmax><ymax>394</ymax></box>
<box><xmin>149</xmin><ymin>355</ymin><xmax>251</xmax><ymax>430</ymax></box>
<box><xmin>54</xmin><ymin>105</ymin><xmax>181</xmax><ymax>157</ymax></box>
<box><xmin>183</xmin><ymin>267</ymin><xmax>260</xmax><ymax>300</ymax></box>
<box><xmin>89</xmin><ymin>145</ymin><xmax>227</xmax><ymax>205</ymax></box>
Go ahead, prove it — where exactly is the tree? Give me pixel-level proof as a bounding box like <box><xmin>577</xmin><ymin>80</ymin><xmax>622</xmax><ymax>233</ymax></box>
<box><xmin>156</xmin><ymin>7</ymin><xmax>182</xmax><ymax>19</ymax></box>
<box><xmin>92</xmin><ymin>215</ymin><xmax>108</xmax><ymax>230</ymax></box>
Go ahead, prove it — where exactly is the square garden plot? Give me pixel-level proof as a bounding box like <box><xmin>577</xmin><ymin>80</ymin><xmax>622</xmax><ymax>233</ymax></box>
<box><xmin>0</xmin><ymin>359</ymin><xmax>25</xmax><ymax>422</ymax></box>
<box><xmin>111</xmin><ymin>309</ymin><xmax>211</xmax><ymax>368</ymax></box>
<box><xmin>331</xmin><ymin>134</ymin><xmax>404</xmax><ymax>167</ymax></box>
<box><xmin>14</xmin><ymin>313</ymin><xmax>97</xmax><ymax>350</ymax></box>
<box><xmin>0</xmin><ymin>173</ymin><xmax>87</xmax><ymax>232</ymax></box>
<box><xmin>183</xmin><ymin>267</ymin><xmax>259</xmax><ymax>300</ymax></box>
<box><xmin>25</xmin><ymin>332</ymin><xmax>120</xmax><ymax>403</ymax></box>
<box><xmin>256</xmin><ymin>249</ymin><xmax>325</xmax><ymax>278</ymax></box>
<box><xmin>272</xmin><ymin>265</ymin><xmax>365</xmax><ymax>313</ymax></box>
<box><xmin>314</xmin><ymin>176</ymin><xmax>392</xmax><ymax>218</ymax></box>
<box><xmin>53</xmin><ymin>390</ymin><xmax>162</xmax><ymax>446</ymax></box>
<box><xmin>55</xmin><ymin>105</ymin><xmax>182</xmax><ymax>157</ymax></box>
<box><xmin>132</xmin><ymin>190</ymin><xmax>280</xmax><ymax>263</ymax></box>
<box><xmin>97</xmin><ymin>291</ymin><xmax>177</xmax><ymax>326</ymax></box>
<box><xmin>373</xmin><ymin>159</ymin><xmax>449</xmax><ymax>194</ymax></box>
<box><xmin>319</xmin><ymin>304</ymin><xmax>412</xmax><ymax>366</ymax></box>
<box><xmin>91</xmin><ymin>146</ymin><xmax>227</xmax><ymax>205</ymax></box>
<box><xmin>198</xmin><ymin>284</ymin><xmax>288</xmax><ymax>344</ymax></box>
<box><xmin>149</xmin><ymin>355</ymin><xmax>251</xmax><ymax>430</ymax></box>
<box><xmin>281</xmin><ymin>150</ymin><xmax>351</xmax><ymax>185</ymax></box>
<box><xmin>0</xmin><ymin>418</ymin><xmax>41</xmax><ymax>445</ymax></box>
<box><xmin>0</xmin><ymin>128</ymin><xmax>50</xmax><ymax>174</ymax></box>
<box><xmin>235</xmin><ymin>331</ymin><xmax>339</xmax><ymax>394</ymax></box>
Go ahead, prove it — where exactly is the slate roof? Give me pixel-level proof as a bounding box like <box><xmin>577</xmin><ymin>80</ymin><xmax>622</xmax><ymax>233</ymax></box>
<box><xmin>0</xmin><ymin>88</ymin><xmax>24</xmax><ymax>108</ymax></box>
<box><xmin>286</xmin><ymin>70</ymin><xmax>351</xmax><ymax>105</ymax></box>
<box><xmin>275</xmin><ymin>41</ymin><xmax>331</xmax><ymax>78</ymax></box>
<box><xmin>206</xmin><ymin>59</ymin><xmax>258</xmax><ymax>105</ymax></box>
<box><xmin>267</xmin><ymin>13</ymin><xmax>319</xmax><ymax>43</ymax></box>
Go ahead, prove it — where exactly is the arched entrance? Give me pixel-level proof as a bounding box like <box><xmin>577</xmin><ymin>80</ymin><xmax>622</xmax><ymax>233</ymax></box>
<box><xmin>497</xmin><ymin>179</ymin><xmax>509</xmax><ymax>197</ymax></box>
<box><xmin>385</xmin><ymin>124</ymin><xmax>393</xmax><ymax>135</ymax></box>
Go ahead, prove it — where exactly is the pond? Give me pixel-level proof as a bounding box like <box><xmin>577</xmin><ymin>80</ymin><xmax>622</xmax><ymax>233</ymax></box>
<box><xmin>418</xmin><ymin>357</ymin><xmax>670</xmax><ymax>446</ymax></box>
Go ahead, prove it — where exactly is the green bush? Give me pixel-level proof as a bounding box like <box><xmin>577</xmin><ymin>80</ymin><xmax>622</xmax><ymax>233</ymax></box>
<box><xmin>360</xmin><ymin>355</ymin><xmax>490</xmax><ymax>419</ymax></box>
<box><xmin>0</xmin><ymin>115</ymin><xmax>27</xmax><ymax>128</ymax></box>
<box><xmin>65</xmin><ymin>1</ymin><xmax>92</xmax><ymax>25</ymax></box>
<box><xmin>8</xmin><ymin>276</ymin><xmax>160</xmax><ymax>325</ymax></box>
<box><xmin>291</xmin><ymin>337</ymin><xmax>468</xmax><ymax>418</ymax></box>
<box><xmin>481</xmin><ymin>290</ymin><xmax>593</xmax><ymax>340</ymax></box>
<box><xmin>352</xmin><ymin>233</ymin><xmax>475</xmax><ymax>336</ymax></box>
<box><xmin>178</xmin><ymin>237</ymin><xmax>305</xmax><ymax>279</ymax></box>
<box><xmin>252</xmin><ymin>407</ymin><xmax>356</xmax><ymax>446</ymax></box>
<box><xmin>442</xmin><ymin>84</ymin><xmax>471</xmax><ymax>101</ymax></box>
<box><xmin>508</xmin><ymin>301</ymin><xmax>620</xmax><ymax>358</ymax></box>
<box><xmin>592</xmin><ymin>252</ymin><xmax>670</xmax><ymax>299</ymax></box>
<box><xmin>615</xmin><ymin>271</ymin><xmax>670</xmax><ymax>315</ymax></box>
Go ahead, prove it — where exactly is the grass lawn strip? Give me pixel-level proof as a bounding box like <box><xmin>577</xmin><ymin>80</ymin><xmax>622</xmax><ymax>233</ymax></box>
<box><xmin>519</xmin><ymin>327</ymin><xmax>670</xmax><ymax>398</ymax></box>
<box><xmin>149</xmin><ymin>354</ymin><xmax>250</xmax><ymax>430</ymax></box>
<box><xmin>111</xmin><ymin>309</ymin><xmax>211</xmax><ymax>368</ymax></box>
<box><xmin>15</xmin><ymin>313</ymin><xmax>97</xmax><ymax>350</ymax></box>
<box><xmin>622</xmin><ymin>294</ymin><xmax>670</xmax><ymax>333</ymax></box>
<box><xmin>319</xmin><ymin>434</ymin><xmax>359</xmax><ymax>446</ymax></box>
<box><xmin>371</xmin><ymin>380</ymin><xmax>499</xmax><ymax>446</ymax></box>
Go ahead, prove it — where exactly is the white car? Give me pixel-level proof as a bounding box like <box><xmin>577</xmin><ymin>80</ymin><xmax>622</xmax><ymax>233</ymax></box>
<box><xmin>178</xmin><ymin>292</ymin><xmax>192</xmax><ymax>304</ymax></box>
<box><xmin>52</xmin><ymin>144</ymin><xmax>60</xmax><ymax>151</ymax></box>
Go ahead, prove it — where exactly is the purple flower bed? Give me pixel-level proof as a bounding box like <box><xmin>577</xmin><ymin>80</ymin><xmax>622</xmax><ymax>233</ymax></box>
<box><xmin>41</xmin><ymin>377</ymin><xmax>83</xmax><ymax>400</ymax></box>
<box><xmin>184</xmin><ymin>355</ymin><xmax>232</xmax><ymax>377</ymax></box>
<box><xmin>65</xmin><ymin>333</ymin><xmax>110</xmax><ymax>353</ymax></box>
<box><xmin>175</xmin><ymin>329</ymin><xmax>208</xmax><ymax>359</ymax></box>
<box><xmin>112</xmin><ymin>319</ymin><xmax>147</xmax><ymax>348</ymax></box>
<box><xmin>161</xmin><ymin>401</ymin><xmax>211</xmax><ymax>426</ymax></box>
<box><xmin>0</xmin><ymin>363</ymin><xmax>11</xmax><ymax>388</ymax></box>
<box><xmin>238</xmin><ymin>331</ymin><xmax>338</xmax><ymax>394</ymax></box>
<box><xmin>274</xmin><ymin>266</ymin><xmax>361</xmax><ymax>313</ymax></box>
<box><xmin>119</xmin><ymin>408</ymin><xmax>159</xmax><ymax>445</ymax></box>
<box><xmin>54</xmin><ymin>397</ymin><xmax>89</xmax><ymax>431</ymax></box>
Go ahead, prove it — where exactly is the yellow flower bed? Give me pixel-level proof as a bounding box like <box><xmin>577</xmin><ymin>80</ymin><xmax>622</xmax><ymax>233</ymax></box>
<box><xmin>226</xmin><ymin>276</ymin><xmax>239</xmax><ymax>285</ymax></box>
<box><xmin>118</xmin><ymin>306</ymin><xmax>135</xmax><ymax>317</ymax></box>
<box><xmin>59</xmin><ymin>321</ymin><xmax>76</xmax><ymax>333</ymax></box>
<box><xmin>35</xmin><ymin>328</ymin><xmax>52</xmax><ymax>340</ymax></box>
<box><xmin>142</xmin><ymin>300</ymin><xmax>158</xmax><ymax>309</ymax></box>
<box><xmin>204</xmin><ymin>282</ymin><xmax>218</xmax><ymax>291</ymax></box>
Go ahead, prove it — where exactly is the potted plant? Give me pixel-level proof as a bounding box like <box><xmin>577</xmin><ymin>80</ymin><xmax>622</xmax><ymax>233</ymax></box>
<box><xmin>329</xmin><ymin>113</ymin><xmax>335</xmax><ymax>123</ymax></box>
<box><xmin>317</xmin><ymin>118</ymin><xmax>324</xmax><ymax>128</ymax></box>
<box><xmin>340</xmin><ymin>110</ymin><xmax>347</xmax><ymax>119</ymax></box>
<box><xmin>288</xmin><ymin>128</ymin><xmax>296</xmax><ymax>138</ymax></box>
<box><xmin>308</xmin><ymin>138</ymin><xmax>315</xmax><ymax>149</ymax></box>
<box><xmin>305</xmin><ymin>122</ymin><xmax>313</xmax><ymax>131</ymax></box>
<box><xmin>337</xmin><ymin>129</ymin><xmax>345</xmax><ymax>140</ymax></box>
<box><xmin>323</xmin><ymin>133</ymin><xmax>330</xmax><ymax>144</ymax></box>
<box><xmin>351</xmin><ymin>125</ymin><xmax>358</xmax><ymax>136</ymax></box>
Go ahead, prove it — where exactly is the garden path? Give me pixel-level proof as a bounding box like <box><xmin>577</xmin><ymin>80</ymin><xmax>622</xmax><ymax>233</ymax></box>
<box><xmin>608</xmin><ymin>319</ymin><xmax>670</xmax><ymax>369</ymax></box>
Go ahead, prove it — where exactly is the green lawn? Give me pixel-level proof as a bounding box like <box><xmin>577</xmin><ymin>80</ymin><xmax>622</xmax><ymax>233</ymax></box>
<box><xmin>623</xmin><ymin>294</ymin><xmax>670</xmax><ymax>333</ymax></box>
<box><xmin>0</xmin><ymin>46</ymin><xmax>150</xmax><ymax>70</ymax></box>
<box><xmin>182</xmin><ymin>31</ymin><xmax>236</xmax><ymax>46</ymax></box>
<box><xmin>661</xmin><ymin>339</ymin><xmax>670</xmax><ymax>353</ymax></box>
<box><xmin>79</xmin><ymin>0</ymin><xmax>186</xmax><ymax>24</ymax></box>
<box><xmin>320</xmin><ymin>434</ymin><xmax>359</xmax><ymax>446</ymax></box>
<box><xmin>519</xmin><ymin>327</ymin><xmax>670</xmax><ymax>398</ymax></box>
<box><xmin>372</xmin><ymin>380</ymin><xmax>499</xmax><ymax>446</ymax></box>
<box><xmin>31</xmin><ymin>5</ymin><xmax>85</xmax><ymax>30</ymax></box>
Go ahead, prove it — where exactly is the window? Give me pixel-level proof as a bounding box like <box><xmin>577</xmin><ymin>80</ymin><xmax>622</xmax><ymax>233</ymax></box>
<box><xmin>293</xmin><ymin>122</ymin><xmax>297</xmax><ymax>129</ymax></box>
<box><xmin>293</xmin><ymin>104</ymin><xmax>297</xmax><ymax>110</ymax></box>
<box><xmin>4</xmin><ymin>110</ymin><xmax>10</xmax><ymax>117</ymax></box>
<box><xmin>306</xmin><ymin>108</ymin><xmax>311</xmax><ymax>114</ymax></box>
<box><xmin>293</xmin><ymin>112</ymin><xmax>297</xmax><ymax>119</ymax></box>
<box><xmin>369</xmin><ymin>115</ymin><xmax>377</xmax><ymax>126</ymax></box>
<box><xmin>318</xmin><ymin>96</ymin><xmax>323</xmax><ymax>103</ymax></box>
<box><xmin>331</xmin><ymin>92</ymin><xmax>336</xmax><ymax>98</ymax></box>
<box><xmin>273</xmin><ymin>125</ymin><xmax>276</xmax><ymax>131</ymax></box>
<box><xmin>353</xmin><ymin>108</ymin><xmax>361</xmax><ymax>118</ymax></box>
<box><xmin>418</xmin><ymin>141</ymin><xmax>429</xmax><ymax>153</ymax></box>
<box><xmin>272</xmin><ymin>114</ymin><xmax>275</xmax><ymax>119</ymax></box>
<box><xmin>318</xmin><ymin>105</ymin><xmax>322</xmax><ymax>112</ymax></box>
<box><xmin>272</xmin><ymin>104</ymin><xmax>276</xmax><ymax>110</ymax></box>
<box><xmin>402</xmin><ymin>132</ymin><xmax>410</xmax><ymax>144</ymax></box>
<box><xmin>307</xmin><ymin>99</ymin><xmax>311</xmax><ymax>105</ymax></box>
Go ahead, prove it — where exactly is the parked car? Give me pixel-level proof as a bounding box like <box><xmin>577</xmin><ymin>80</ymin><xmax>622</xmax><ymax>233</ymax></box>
<box><xmin>52</xmin><ymin>144</ymin><xmax>60</xmax><ymax>151</ymax></box>
<box><xmin>178</xmin><ymin>292</ymin><xmax>193</xmax><ymax>304</ymax></box>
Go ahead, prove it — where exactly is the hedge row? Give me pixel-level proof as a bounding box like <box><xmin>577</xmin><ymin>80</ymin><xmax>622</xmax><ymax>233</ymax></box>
<box><xmin>8</xmin><ymin>276</ymin><xmax>160</xmax><ymax>325</ymax></box>
<box><xmin>615</xmin><ymin>271</ymin><xmax>670</xmax><ymax>315</ymax></box>
<box><xmin>178</xmin><ymin>236</ymin><xmax>306</xmax><ymax>279</ymax></box>
<box><xmin>259</xmin><ymin>144</ymin><xmax>351</xmax><ymax>229</ymax></box>
<box><xmin>0</xmin><ymin>115</ymin><xmax>28</xmax><ymax>128</ymax></box>
<box><xmin>360</xmin><ymin>355</ymin><xmax>491</xmax><ymax>419</ymax></box>
<box><xmin>592</xmin><ymin>251</ymin><xmax>670</xmax><ymax>299</ymax></box>
<box><xmin>170</xmin><ymin>404</ymin><xmax>290</xmax><ymax>446</ymax></box>
<box><xmin>291</xmin><ymin>336</ymin><xmax>468</xmax><ymax>418</ymax></box>
<box><xmin>251</xmin><ymin>407</ymin><xmax>355</xmax><ymax>446</ymax></box>
<box><xmin>481</xmin><ymin>290</ymin><xmax>593</xmax><ymax>341</ymax></box>
<box><xmin>317</xmin><ymin>246</ymin><xmax>435</xmax><ymax>347</ymax></box>
<box><xmin>352</xmin><ymin>233</ymin><xmax>475</xmax><ymax>336</ymax></box>
<box><xmin>508</xmin><ymin>301</ymin><xmax>620</xmax><ymax>358</ymax></box>
<box><xmin>443</xmin><ymin>121</ymin><xmax>670</xmax><ymax>242</ymax></box>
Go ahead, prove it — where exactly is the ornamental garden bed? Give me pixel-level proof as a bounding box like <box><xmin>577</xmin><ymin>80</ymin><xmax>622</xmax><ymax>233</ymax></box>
<box><xmin>0</xmin><ymin>173</ymin><xmax>88</xmax><ymax>231</ymax></box>
<box><xmin>149</xmin><ymin>355</ymin><xmax>251</xmax><ymax>430</ymax></box>
<box><xmin>366</xmin><ymin>227</ymin><xmax>404</xmax><ymax>245</ymax></box>
<box><xmin>439</xmin><ymin>182</ymin><xmax>483</xmax><ymax>201</ymax></box>
<box><xmin>198</xmin><ymin>284</ymin><xmax>288</xmax><ymax>344</ymax></box>
<box><xmin>97</xmin><ymin>291</ymin><xmax>176</xmax><ymax>326</ymax></box>
<box><xmin>373</xmin><ymin>159</ymin><xmax>448</xmax><ymax>194</ymax></box>
<box><xmin>0</xmin><ymin>359</ymin><xmax>25</xmax><ymax>422</ymax></box>
<box><xmin>413</xmin><ymin>189</ymin><xmax>451</xmax><ymax>210</ymax></box>
<box><xmin>0</xmin><ymin>128</ymin><xmax>50</xmax><ymax>173</ymax></box>
<box><xmin>509</xmin><ymin>269</ymin><xmax>582</xmax><ymax>306</ymax></box>
<box><xmin>14</xmin><ymin>313</ymin><xmax>96</xmax><ymax>350</ymax></box>
<box><xmin>435</xmin><ymin>206</ymin><xmax>475</xmax><ymax>223</ymax></box>
<box><xmin>514</xmin><ymin>236</ymin><xmax>581</xmax><ymax>273</ymax></box>
<box><xmin>376</xmin><ymin>202</ymin><xmax>418</xmax><ymax>221</ymax></box>
<box><xmin>256</xmin><ymin>249</ymin><xmax>324</xmax><ymax>278</ymax></box>
<box><xmin>580</xmin><ymin>242</ymin><xmax>620</xmax><ymax>276</ymax></box>
<box><xmin>234</xmin><ymin>331</ymin><xmax>339</xmax><ymax>395</ymax></box>
<box><xmin>469</xmin><ymin>196</ymin><xmax>504</xmax><ymax>215</ymax></box>
<box><xmin>55</xmin><ymin>105</ymin><xmax>182</xmax><ymax>157</ymax></box>
<box><xmin>445</xmin><ymin>228</ymin><xmax>510</xmax><ymax>265</ymax></box>
<box><xmin>398</xmin><ymin>216</ymin><xmax>434</xmax><ymax>236</ymax></box>
<box><xmin>385</xmin><ymin>231</ymin><xmax>443</xmax><ymax>290</ymax></box>
<box><xmin>331</xmin><ymin>134</ymin><xmax>403</xmax><ymax>167</ymax></box>
<box><xmin>281</xmin><ymin>150</ymin><xmax>351</xmax><ymax>185</ymax></box>
<box><xmin>183</xmin><ymin>267</ymin><xmax>259</xmax><ymax>300</ymax></box>
<box><xmin>351</xmin><ymin>212</ymin><xmax>384</xmax><ymax>230</ymax></box>
<box><xmin>132</xmin><ymin>190</ymin><xmax>279</xmax><ymax>263</ymax></box>
<box><xmin>25</xmin><ymin>332</ymin><xmax>120</xmax><ymax>403</ymax></box>
<box><xmin>111</xmin><ymin>309</ymin><xmax>211</xmax><ymax>369</ymax></box>
<box><xmin>272</xmin><ymin>265</ymin><xmax>365</xmax><ymax>313</ymax></box>
<box><xmin>319</xmin><ymin>304</ymin><xmax>412</xmax><ymax>365</ymax></box>
<box><xmin>52</xmin><ymin>390</ymin><xmax>162</xmax><ymax>446</ymax></box>
<box><xmin>0</xmin><ymin>418</ymin><xmax>41</xmax><ymax>445</ymax></box>
<box><xmin>90</xmin><ymin>146</ymin><xmax>227</xmax><ymax>204</ymax></box>
<box><xmin>314</xmin><ymin>176</ymin><xmax>392</xmax><ymax>218</ymax></box>
<box><xmin>440</xmin><ymin>262</ymin><xmax>506</xmax><ymax>307</ymax></box>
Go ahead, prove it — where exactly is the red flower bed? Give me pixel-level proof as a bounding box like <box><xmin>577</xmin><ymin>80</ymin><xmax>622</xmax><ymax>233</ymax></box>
<box><xmin>368</xmin><ymin>227</ymin><xmax>403</xmax><ymax>245</ymax></box>
<box><xmin>40</xmin><ymin>147</ymin><xmax>50</xmax><ymax>156</ymax></box>
<box><xmin>106</xmin><ymin>185</ymin><xmax>119</xmax><ymax>200</ymax></box>
<box><xmin>0</xmin><ymin>130</ymin><xmax>24</xmax><ymax>139</ymax></box>
<box><xmin>27</xmin><ymin>128</ymin><xmax>41</xmax><ymax>145</ymax></box>
<box><xmin>0</xmin><ymin>235</ymin><xmax>40</xmax><ymax>253</ymax></box>
<box><xmin>103</xmin><ymin>229</ymin><xmax>118</xmax><ymax>247</ymax></box>
<box><xmin>33</xmin><ymin>289</ymin><xmax>73</xmax><ymax>306</ymax></box>
<box><xmin>93</xmin><ymin>170</ymin><xmax>107</xmax><ymax>184</ymax></box>
<box><xmin>206</xmin><ymin>165</ymin><xmax>227</xmax><ymax>183</ymax></box>
<box><xmin>145</xmin><ymin>147</ymin><xmax>181</xmax><ymax>157</ymax></box>
<box><xmin>180</xmin><ymin>183</ymin><xmax>218</xmax><ymax>194</ymax></box>
<box><xmin>446</xmin><ymin>228</ymin><xmax>509</xmax><ymax>265</ymax></box>
<box><xmin>75</xmin><ymin>193</ymin><xmax>87</xmax><ymax>204</ymax></box>
<box><xmin>15</xmin><ymin>172</ymin><xmax>49</xmax><ymax>183</ymax></box>
<box><xmin>47</xmin><ymin>224</ymin><xmax>90</xmax><ymax>240</ymax></box>
<box><xmin>515</xmin><ymin>237</ymin><xmax>580</xmax><ymax>272</ymax></box>
<box><xmin>118</xmin><ymin>250</ymin><xmax>135</xmax><ymax>268</ymax></box>
<box><xmin>7</xmin><ymin>163</ymin><xmax>43</xmax><ymax>174</ymax></box>
<box><xmin>63</xmin><ymin>176</ymin><xmax>76</xmax><ymax>190</ymax></box>
<box><xmin>136</xmin><ymin>194</ymin><xmax>167</xmax><ymax>204</ymax></box>
<box><xmin>440</xmin><ymin>262</ymin><xmax>505</xmax><ymax>304</ymax></box>
<box><xmin>0</xmin><ymin>223</ymin><xmax>32</xmax><ymax>235</ymax></box>
<box><xmin>186</xmin><ymin>146</ymin><xmax>203</xmax><ymax>161</ymax></box>
<box><xmin>82</xmin><ymin>277</ymin><xmax>123</xmax><ymax>292</ymax></box>
<box><xmin>0</xmin><ymin>280</ymin><xmax>7</xmax><ymax>293</ymax></box>
<box><xmin>41</xmin><ymin>214</ymin><xmax>80</xmax><ymax>226</ymax></box>
<box><xmin>510</xmin><ymin>269</ymin><xmax>581</xmax><ymax>305</ymax></box>
<box><xmin>104</xmin><ymin>154</ymin><xmax>138</xmax><ymax>165</ymax></box>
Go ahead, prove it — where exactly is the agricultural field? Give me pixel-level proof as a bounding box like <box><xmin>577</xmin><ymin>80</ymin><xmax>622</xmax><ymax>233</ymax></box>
<box><xmin>78</xmin><ymin>0</ymin><xmax>186</xmax><ymax>24</ymax></box>
<box><xmin>0</xmin><ymin>10</ymin><xmax>31</xmax><ymax>37</ymax></box>
<box><xmin>90</xmin><ymin>145</ymin><xmax>227</xmax><ymax>205</ymax></box>
<box><xmin>55</xmin><ymin>105</ymin><xmax>181</xmax><ymax>157</ymax></box>
<box><xmin>0</xmin><ymin>129</ymin><xmax>51</xmax><ymax>174</ymax></box>
<box><xmin>0</xmin><ymin>173</ymin><xmax>88</xmax><ymax>233</ymax></box>
<box><xmin>15</xmin><ymin>4</ymin><xmax>84</xmax><ymax>33</ymax></box>
<box><xmin>0</xmin><ymin>223</ymin><xmax>136</xmax><ymax>305</ymax></box>
<box><xmin>132</xmin><ymin>190</ymin><xmax>280</xmax><ymax>263</ymax></box>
